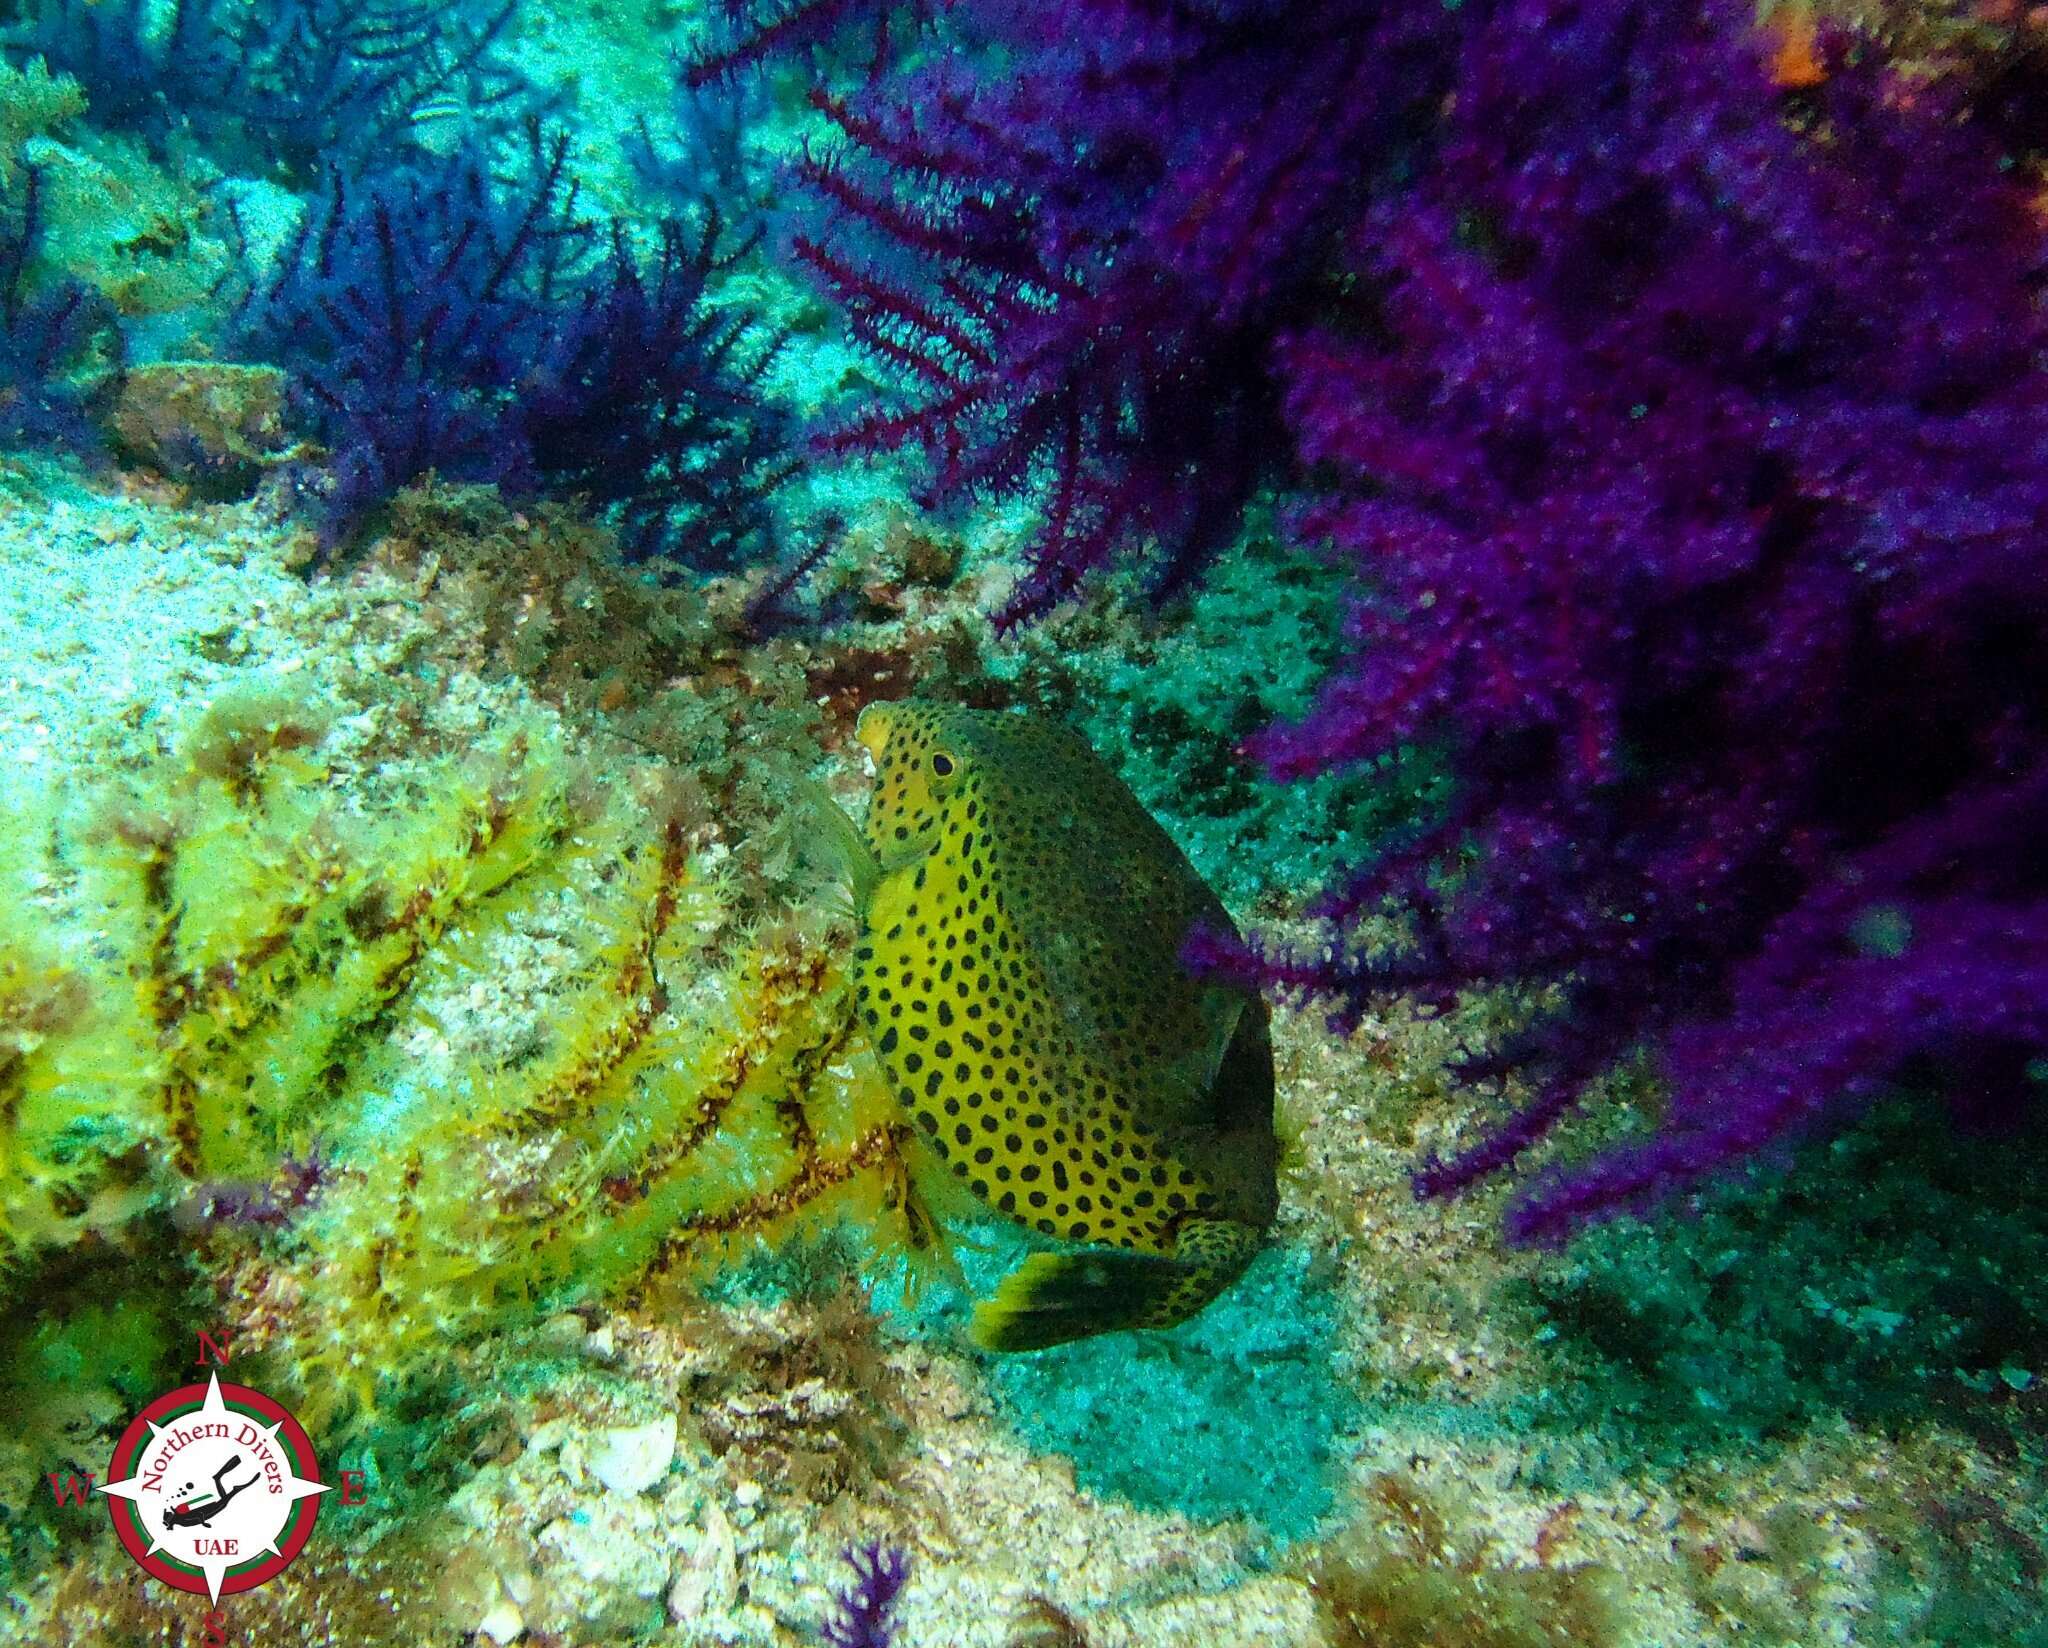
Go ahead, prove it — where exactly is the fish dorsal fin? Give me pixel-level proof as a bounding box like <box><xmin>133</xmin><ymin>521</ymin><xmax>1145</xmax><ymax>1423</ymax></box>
<box><xmin>1185</xmin><ymin>983</ymin><xmax>1247</xmax><ymax>1098</ymax></box>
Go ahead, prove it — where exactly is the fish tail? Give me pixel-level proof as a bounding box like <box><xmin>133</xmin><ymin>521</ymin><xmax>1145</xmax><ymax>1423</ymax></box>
<box><xmin>968</xmin><ymin>1219</ymin><xmax>1262</xmax><ymax>1352</ymax></box>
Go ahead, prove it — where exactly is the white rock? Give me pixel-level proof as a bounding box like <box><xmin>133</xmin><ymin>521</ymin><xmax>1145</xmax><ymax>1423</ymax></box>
<box><xmin>498</xmin><ymin>1561</ymin><xmax>537</xmax><ymax>1608</ymax></box>
<box><xmin>590</xmin><ymin>1416</ymin><xmax>677</xmax><ymax>1496</ymax></box>
<box><xmin>540</xmin><ymin>1498</ymin><xmax>668</xmax><ymax>1594</ymax></box>
<box><xmin>477</xmin><ymin>1599</ymin><xmax>525</xmax><ymax>1645</ymax></box>
<box><xmin>526</xmin><ymin>1418</ymin><xmax>575</xmax><ymax>1454</ymax></box>
<box><xmin>669</xmin><ymin>1504</ymin><xmax>740</xmax><ymax>1623</ymax></box>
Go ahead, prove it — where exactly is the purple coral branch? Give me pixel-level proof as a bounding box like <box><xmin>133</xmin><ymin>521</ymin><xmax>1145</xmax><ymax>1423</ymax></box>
<box><xmin>820</xmin><ymin>1541</ymin><xmax>910</xmax><ymax>1648</ymax></box>
<box><xmin>234</xmin><ymin>120</ymin><xmax>790</xmax><ymax>565</ymax></box>
<box><xmin>1256</xmin><ymin>3</ymin><xmax>2048</xmax><ymax>1234</ymax></box>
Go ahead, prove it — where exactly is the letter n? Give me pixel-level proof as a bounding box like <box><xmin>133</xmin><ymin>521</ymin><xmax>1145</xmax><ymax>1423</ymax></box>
<box><xmin>194</xmin><ymin>1328</ymin><xmax>232</xmax><ymax>1367</ymax></box>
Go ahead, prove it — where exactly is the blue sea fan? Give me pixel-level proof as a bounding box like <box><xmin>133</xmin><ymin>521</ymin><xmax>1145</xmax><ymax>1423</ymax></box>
<box><xmin>233</xmin><ymin>121</ymin><xmax>790</xmax><ymax>566</ymax></box>
<box><xmin>0</xmin><ymin>164</ymin><xmax>120</xmax><ymax>452</ymax></box>
<box><xmin>232</xmin><ymin>0</ymin><xmax>529</xmax><ymax>171</ymax></box>
<box><xmin>6</xmin><ymin>0</ymin><xmax>528</xmax><ymax>171</ymax></box>
<box><xmin>627</xmin><ymin>53</ymin><xmax>775</xmax><ymax>213</ymax></box>
<box><xmin>2</xmin><ymin>0</ymin><xmax>243</xmax><ymax>136</ymax></box>
<box><xmin>519</xmin><ymin>213</ymin><xmax>796</xmax><ymax>569</ymax></box>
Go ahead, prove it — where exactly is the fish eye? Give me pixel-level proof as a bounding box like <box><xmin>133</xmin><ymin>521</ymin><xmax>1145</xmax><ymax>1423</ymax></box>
<box><xmin>931</xmin><ymin>752</ymin><xmax>956</xmax><ymax>777</ymax></box>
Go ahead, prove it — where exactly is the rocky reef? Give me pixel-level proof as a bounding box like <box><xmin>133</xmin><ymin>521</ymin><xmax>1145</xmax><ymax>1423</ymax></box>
<box><xmin>0</xmin><ymin>1</ymin><xmax>2043</xmax><ymax>1645</ymax></box>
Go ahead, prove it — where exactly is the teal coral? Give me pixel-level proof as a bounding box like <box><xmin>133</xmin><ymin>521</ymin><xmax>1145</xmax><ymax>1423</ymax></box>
<box><xmin>0</xmin><ymin>58</ymin><xmax>83</xmax><ymax>188</ymax></box>
<box><xmin>0</xmin><ymin>56</ymin><xmax>229</xmax><ymax>325</ymax></box>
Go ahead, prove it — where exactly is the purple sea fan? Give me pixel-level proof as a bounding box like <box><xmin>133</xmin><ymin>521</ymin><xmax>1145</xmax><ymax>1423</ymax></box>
<box><xmin>758</xmin><ymin>0</ymin><xmax>2047</xmax><ymax>1238</ymax></box>
<box><xmin>820</xmin><ymin>1541</ymin><xmax>910</xmax><ymax>1648</ymax></box>
<box><xmin>1233</xmin><ymin>1</ymin><xmax>2048</xmax><ymax>1241</ymax></box>
<box><xmin>783</xmin><ymin>0</ymin><xmax>1461</xmax><ymax>622</ymax></box>
<box><xmin>516</xmin><ymin>213</ymin><xmax>795</xmax><ymax>570</ymax></box>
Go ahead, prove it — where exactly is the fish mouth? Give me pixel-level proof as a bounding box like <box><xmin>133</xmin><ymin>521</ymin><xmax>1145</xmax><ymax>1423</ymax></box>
<box><xmin>856</xmin><ymin>703</ymin><xmax>897</xmax><ymax>763</ymax></box>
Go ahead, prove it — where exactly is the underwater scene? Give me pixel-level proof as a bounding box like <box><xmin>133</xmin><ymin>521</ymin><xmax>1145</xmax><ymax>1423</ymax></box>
<box><xmin>0</xmin><ymin>0</ymin><xmax>2045</xmax><ymax>1643</ymax></box>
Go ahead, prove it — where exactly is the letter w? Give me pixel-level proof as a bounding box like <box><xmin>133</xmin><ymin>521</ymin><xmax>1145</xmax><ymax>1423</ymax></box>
<box><xmin>47</xmin><ymin>1473</ymin><xmax>95</xmax><ymax>1506</ymax></box>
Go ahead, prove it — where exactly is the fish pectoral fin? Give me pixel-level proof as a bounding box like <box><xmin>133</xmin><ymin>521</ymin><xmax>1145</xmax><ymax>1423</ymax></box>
<box><xmin>967</xmin><ymin>1219</ymin><xmax>1264</xmax><ymax>1352</ymax></box>
<box><xmin>793</xmin><ymin>776</ymin><xmax>884</xmax><ymax>915</ymax></box>
<box><xmin>1159</xmin><ymin>985</ymin><xmax>1247</xmax><ymax>1111</ymax></box>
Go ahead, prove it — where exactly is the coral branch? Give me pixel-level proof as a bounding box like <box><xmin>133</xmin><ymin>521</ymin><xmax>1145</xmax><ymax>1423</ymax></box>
<box><xmin>759</xmin><ymin>0</ymin><xmax>2048</xmax><ymax>1234</ymax></box>
<box><xmin>236</xmin><ymin>123</ymin><xmax>791</xmax><ymax>565</ymax></box>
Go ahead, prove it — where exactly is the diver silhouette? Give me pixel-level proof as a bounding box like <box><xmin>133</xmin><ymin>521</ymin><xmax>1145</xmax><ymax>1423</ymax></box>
<box><xmin>161</xmin><ymin>1456</ymin><xmax>260</xmax><ymax>1531</ymax></box>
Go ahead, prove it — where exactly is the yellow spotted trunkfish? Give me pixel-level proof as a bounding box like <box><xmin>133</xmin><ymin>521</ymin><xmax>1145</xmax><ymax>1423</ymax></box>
<box><xmin>817</xmin><ymin>701</ymin><xmax>1278</xmax><ymax>1351</ymax></box>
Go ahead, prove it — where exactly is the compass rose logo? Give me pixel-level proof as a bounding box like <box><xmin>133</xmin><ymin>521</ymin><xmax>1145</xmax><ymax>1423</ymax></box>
<box><xmin>97</xmin><ymin>1372</ymin><xmax>329</xmax><ymax>1602</ymax></box>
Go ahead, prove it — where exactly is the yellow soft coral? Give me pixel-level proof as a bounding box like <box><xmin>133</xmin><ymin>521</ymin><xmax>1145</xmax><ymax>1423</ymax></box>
<box><xmin>266</xmin><ymin>802</ymin><xmax>931</xmax><ymax>1425</ymax></box>
<box><xmin>5</xmin><ymin>677</ymin><xmax>936</xmax><ymax>1431</ymax></box>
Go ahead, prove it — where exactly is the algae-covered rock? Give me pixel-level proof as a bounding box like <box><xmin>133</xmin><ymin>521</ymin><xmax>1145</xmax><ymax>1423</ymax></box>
<box><xmin>24</xmin><ymin>127</ymin><xmax>226</xmax><ymax>319</ymax></box>
<box><xmin>588</xmin><ymin>1417</ymin><xmax>680</xmax><ymax>1496</ymax></box>
<box><xmin>0</xmin><ymin>58</ymin><xmax>85</xmax><ymax>187</ymax></box>
<box><xmin>103</xmin><ymin>361</ymin><xmax>295</xmax><ymax>492</ymax></box>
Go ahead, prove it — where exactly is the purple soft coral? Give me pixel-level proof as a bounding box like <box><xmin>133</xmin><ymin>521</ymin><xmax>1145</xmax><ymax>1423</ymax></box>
<box><xmin>781</xmin><ymin>0</ymin><xmax>1459</xmax><ymax>623</ymax></box>
<box><xmin>1236</xmin><ymin>2</ymin><xmax>2048</xmax><ymax>1239</ymax></box>
<box><xmin>772</xmin><ymin>0</ymin><xmax>2048</xmax><ymax>1239</ymax></box>
<box><xmin>820</xmin><ymin>1542</ymin><xmax>910</xmax><ymax>1648</ymax></box>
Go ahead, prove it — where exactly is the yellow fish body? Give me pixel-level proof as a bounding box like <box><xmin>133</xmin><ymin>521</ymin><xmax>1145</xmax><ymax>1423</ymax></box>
<box><xmin>842</xmin><ymin>701</ymin><xmax>1277</xmax><ymax>1350</ymax></box>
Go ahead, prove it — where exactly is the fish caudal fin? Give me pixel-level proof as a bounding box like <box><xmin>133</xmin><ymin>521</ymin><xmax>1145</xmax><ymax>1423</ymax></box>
<box><xmin>968</xmin><ymin>1219</ymin><xmax>1262</xmax><ymax>1352</ymax></box>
